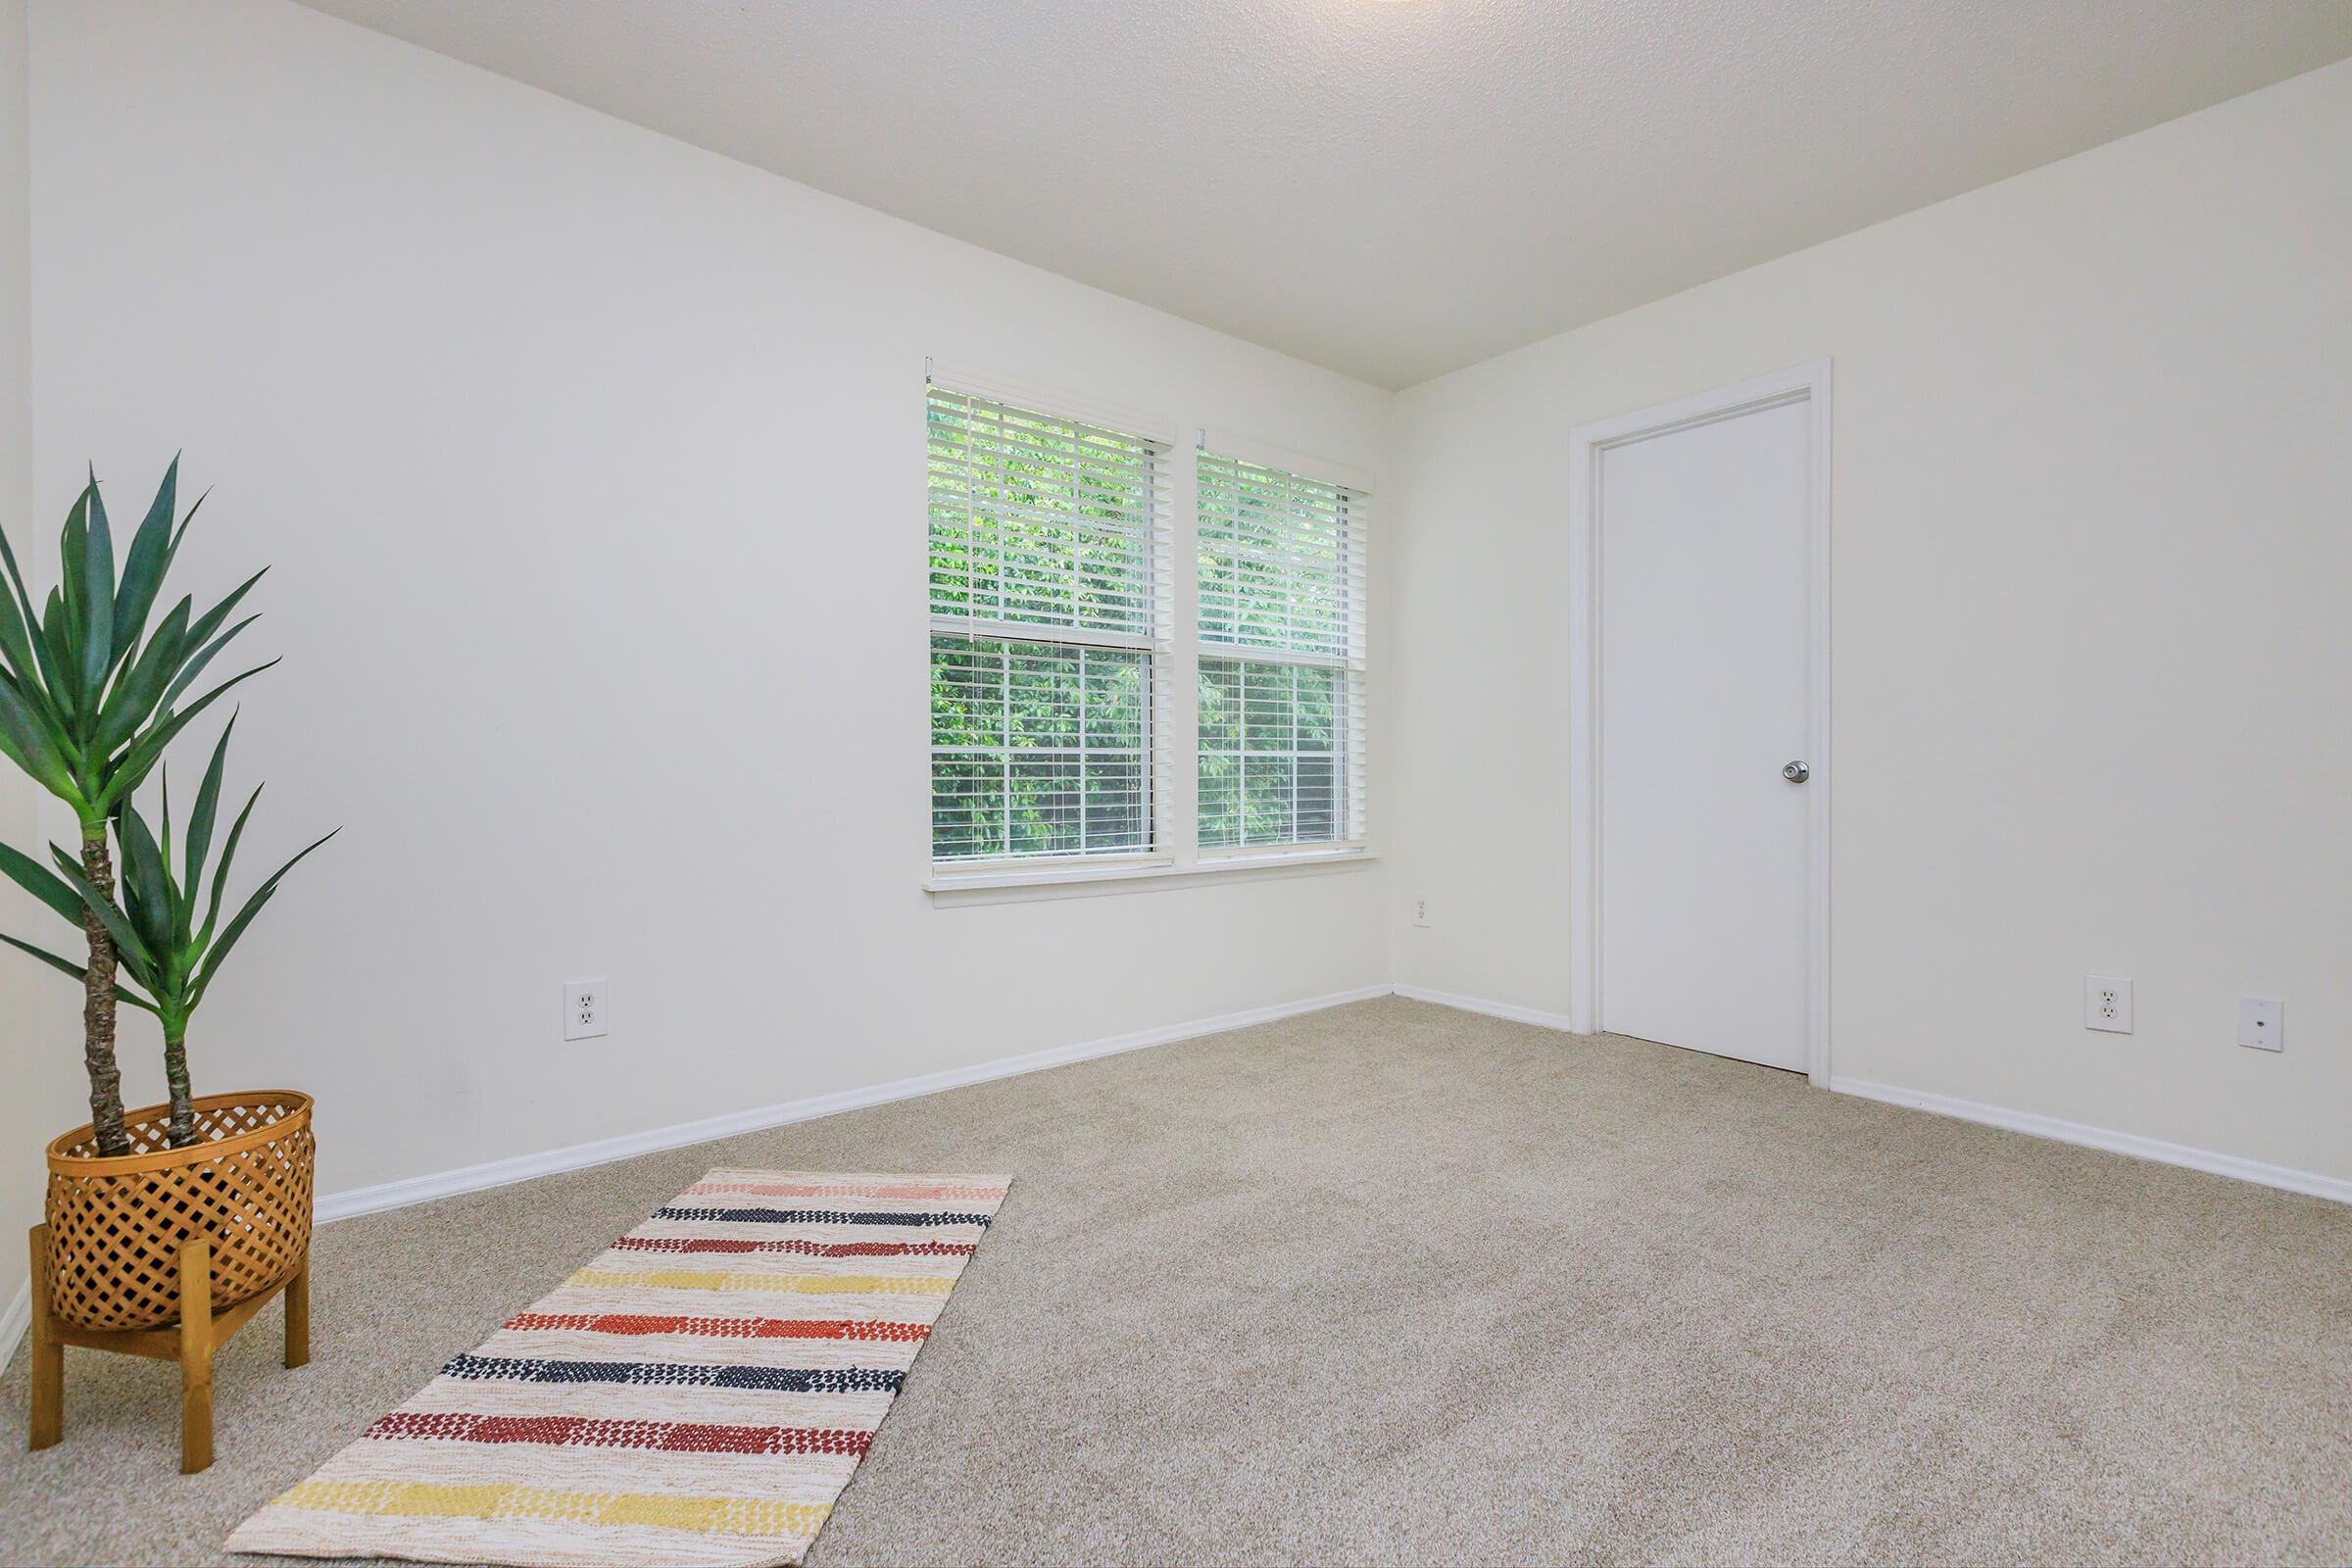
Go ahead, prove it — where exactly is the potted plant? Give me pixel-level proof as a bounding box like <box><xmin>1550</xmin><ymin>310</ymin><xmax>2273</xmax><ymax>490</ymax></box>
<box><xmin>0</xmin><ymin>461</ymin><xmax>331</xmax><ymax>1472</ymax></box>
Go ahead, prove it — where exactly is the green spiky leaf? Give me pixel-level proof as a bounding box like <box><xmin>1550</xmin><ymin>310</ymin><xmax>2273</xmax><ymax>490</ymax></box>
<box><xmin>58</xmin><ymin>492</ymin><xmax>86</xmax><ymax>652</ymax></box>
<box><xmin>203</xmin><ymin>784</ymin><xmax>262</xmax><ymax>944</ymax></box>
<box><xmin>155</xmin><ymin>614</ymin><xmax>261</xmax><ymax>717</ymax></box>
<box><xmin>182</xmin><ymin>716</ymin><xmax>235</xmax><ymax>940</ymax></box>
<box><xmin>94</xmin><ymin>658</ymin><xmax>279</xmax><ymax>813</ymax></box>
<box><xmin>0</xmin><ymin>930</ymin><xmax>89</xmax><ymax>982</ymax></box>
<box><xmin>0</xmin><ymin>566</ymin><xmax>39</xmax><ymax>691</ymax></box>
<box><xmin>0</xmin><ymin>676</ymin><xmax>77</xmax><ymax>799</ymax></box>
<box><xmin>37</xmin><ymin>587</ymin><xmax>78</xmax><ymax>723</ymax></box>
<box><xmin>112</xmin><ymin>458</ymin><xmax>178</xmax><ymax>671</ymax></box>
<box><xmin>0</xmin><ymin>516</ymin><xmax>43</xmax><ymax>655</ymax></box>
<box><xmin>90</xmin><ymin>597</ymin><xmax>191</xmax><ymax>757</ymax></box>
<box><xmin>191</xmin><ymin>828</ymin><xmax>337</xmax><ymax>1007</ymax></box>
<box><xmin>78</xmin><ymin>471</ymin><xmax>115</xmax><ymax>693</ymax></box>
<box><xmin>0</xmin><ymin>933</ymin><xmax>163</xmax><ymax>1014</ymax></box>
<box><xmin>115</xmin><ymin>803</ymin><xmax>178</xmax><ymax>962</ymax></box>
<box><xmin>0</xmin><ymin>839</ymin><xmax>86</xmax><ymax>925</ymax></box>
<box><xmin>45</xmin><ymin>844</ymin><xmax>156</xmax><ymax>971</ymax></box>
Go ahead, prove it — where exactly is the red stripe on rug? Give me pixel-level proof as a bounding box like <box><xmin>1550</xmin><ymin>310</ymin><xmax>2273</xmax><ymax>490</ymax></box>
<box><xmin>611</xmin><ymin>1237</ymin><xmax>977</xmax><ymax>1258</ymax></box>
<box><xmin>368</xmin><ymin>1411</ymin><xmax>873</xmax><ymax>1455</ymax></box>
<box><xmin>505</xmin><ymin>1311</ymin><xmax>930</xmax><ymax>1342</ymax></box>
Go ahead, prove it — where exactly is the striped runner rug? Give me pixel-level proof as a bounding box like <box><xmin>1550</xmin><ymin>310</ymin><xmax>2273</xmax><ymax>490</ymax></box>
<box><xmin>228</xmin><ymin>1167</ymin><xmax>1009</xmax><ymax>1568</ymax></box>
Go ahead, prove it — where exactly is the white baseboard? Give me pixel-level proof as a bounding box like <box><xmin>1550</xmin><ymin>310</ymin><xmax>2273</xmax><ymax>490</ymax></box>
<box><xmin>1391</xmin><ymin>983</ymin><xmax>1578</xmax><ymax>1032</ymax></box>
<box><xmin>1388</xmin><ymin>988</ymin><xmax>2351</xmax><ymax>1207</ymax></box>
<box><xmin>17</xmin><ymin>988</ymin><xmax>2336</xmax><ymax>1371</ymax></box>
<box><xmin>1833</xmin><ymin>1076</ymin><xmax>2352</xmax><ymax>1206</ymax></box>
<box><xmin>0</xmin><ymin>984</ymin><xmax>1389</xmax><ymax>1369</ymax></box>
<box><xmin>315</xmin><ymin>983</ymin><xmax>1393</xmax><ymax>1224</ymax></box>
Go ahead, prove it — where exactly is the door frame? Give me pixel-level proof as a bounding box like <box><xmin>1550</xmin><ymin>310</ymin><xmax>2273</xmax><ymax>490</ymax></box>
<box><xmin>1565</xmin><ymin>361</ymin><xmax>1834</xmax><ymax>1084</ymax></box>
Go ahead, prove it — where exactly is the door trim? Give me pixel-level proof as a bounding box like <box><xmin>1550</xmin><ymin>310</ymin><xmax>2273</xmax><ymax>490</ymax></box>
<box><xmin>1565</xmin><ymin>361</ymin><xmax>1834</xmax><ymax>1084</ymax></box>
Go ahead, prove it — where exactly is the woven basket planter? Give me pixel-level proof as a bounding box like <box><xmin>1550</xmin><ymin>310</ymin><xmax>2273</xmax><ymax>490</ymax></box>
<box><xmin>43</xmin><ymin>1091</ymin><xmax>315</xmax><ymax>1333</ymax></box>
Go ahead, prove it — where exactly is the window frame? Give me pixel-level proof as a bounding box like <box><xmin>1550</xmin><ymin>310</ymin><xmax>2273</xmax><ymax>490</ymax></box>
<box><xmin>922</xmin><ymin>366</ymin><xmax>1374</xmax><ymax>899</ymax></box>
<box><xmin>1191</xmin><ymin>440</ymin><xmax>1371</xmax><ymax>861</ymax></box>
<box><xmin>925</xmin><ymin>373</ymin><xmax>1175</xmax><ymax>874</ymax></box>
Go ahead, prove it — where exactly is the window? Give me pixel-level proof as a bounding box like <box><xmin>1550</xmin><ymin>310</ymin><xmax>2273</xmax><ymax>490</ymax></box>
<box><xmin>928</xmin><ymin>384</ymin><xmax>1170</xmax><ymax>862</ymax></box>
<box><xmin>1196</xmin><ymin>451</ymin><xmax>1367</xmax><ymax>851</ymax></box>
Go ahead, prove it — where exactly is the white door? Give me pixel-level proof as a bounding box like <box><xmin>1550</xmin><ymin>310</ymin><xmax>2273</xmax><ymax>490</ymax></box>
<box><xmin>1591</xmin><ymin>390</ymin><xmax>1819</xmax><ymax>1072</ymax></box>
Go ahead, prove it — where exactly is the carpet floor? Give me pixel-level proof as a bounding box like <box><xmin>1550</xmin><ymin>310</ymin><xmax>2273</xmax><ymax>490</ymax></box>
<box><xmin>2</xmin><ymin>997</ymin><xmax>2347</xmax><ymax>1566</ymax></box>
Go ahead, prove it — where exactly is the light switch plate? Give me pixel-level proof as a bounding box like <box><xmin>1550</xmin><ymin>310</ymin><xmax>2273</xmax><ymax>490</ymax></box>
<box><xmin>2236</xmin><ymin>997</ymin><xmax>2282</xmax><ymax>1053</ymax></box>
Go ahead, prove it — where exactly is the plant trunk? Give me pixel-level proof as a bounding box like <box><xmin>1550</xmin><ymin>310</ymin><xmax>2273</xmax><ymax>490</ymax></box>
<box><xmin>79</xmin><ymin>825</ymin><xmax>131</xmax><ymax>1156</ymax></box>
<box><xmin>162</xmin><ymin>1028</ymin><xmax>196</xmax><ymax>1148</ymax></box>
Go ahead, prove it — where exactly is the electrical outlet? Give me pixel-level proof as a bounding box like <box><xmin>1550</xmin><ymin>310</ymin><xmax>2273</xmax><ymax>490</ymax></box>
<box><xmin>2084</xmin><ymin>975</ymin><xmax>2132</xmax><ymax>1034</ymax></box>
<box><xmin>564</xmin><ymin>978</ymin><xmax>608</xmax><ymax>1042</ymax></box>
<box><xmin>2236</xmin><ymin>997</ymin><xmax>2282</xmax><ymax>1053</ymax></box>
<box><xmin>1412</xmin><ymin>895</ymin><xmax>1432</xmax><ymax>928</ymax></box>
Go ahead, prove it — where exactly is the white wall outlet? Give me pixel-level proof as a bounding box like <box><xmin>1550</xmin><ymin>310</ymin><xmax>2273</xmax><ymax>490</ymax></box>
<box><xmin>2084</xmin><ymin>975</ymin><xmax>2132</xmax><ymax>1033</ymax></box>
<box><xmin>2236</xmin><ymin>997</ymin><xmax>2282</xmax><ymax>1053</ymax></box>
<box><xmin>1413</xmin><ymin>895</ymin><xmax>1432</xmax><ymax>928</ymax></box>
<box><xmin>564</xmin><ymin>978</ymin><xmax>608</xmax><ymax>1041</ymax></box>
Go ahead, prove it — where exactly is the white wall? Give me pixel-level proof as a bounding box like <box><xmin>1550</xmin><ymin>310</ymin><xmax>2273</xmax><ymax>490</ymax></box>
<box><xmin>15</xmin><ymin>0</ymin><xmax>2346</xmax><ymax>1236</ymax></box>
<box><xmin>1391</xmin><ymin>59</ymin><xmax>2352</xmax><ymax>1183</ymax></box>
<box><xmin>1</xmin><ymin>0</ymin><xmax>78</xmax><ymax>1326</ymax></box>
<box><xmin>20</xmin><ymin>0</ymin><xmax>1390</xmax><ymax>1200</ymax></box>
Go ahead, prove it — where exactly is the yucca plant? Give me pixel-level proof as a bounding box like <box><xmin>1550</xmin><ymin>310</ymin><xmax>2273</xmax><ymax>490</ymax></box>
<box><xmin>2</xmin><ymin>718</ymin><xmax>334</xmax><ymax>1146</ymax></box>
<box><xmin>0</xmin><ymin>460</ymin><xmax>272</xmax><ymax>1153</ymax></box>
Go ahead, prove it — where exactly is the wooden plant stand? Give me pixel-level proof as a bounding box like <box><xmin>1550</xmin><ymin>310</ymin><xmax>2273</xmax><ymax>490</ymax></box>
<box><xmin>27</xmin><ymin>1224</ymin><xmax>310</xmax><ymax>1474</ymax></box>
<box><xmin>30</xmin><ymin>1091</ymin><xmax>316</xmax><ymax>1475</ymax></box>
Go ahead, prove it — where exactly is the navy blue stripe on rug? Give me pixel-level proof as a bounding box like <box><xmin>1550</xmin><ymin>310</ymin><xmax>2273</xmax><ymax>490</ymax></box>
<box><xmin>441</xmin><ymin>1353</ymin><xmax>905</xmax><ymax>1395</ymax></box>
<box><xmin>651</xmin><ymin>1206</ymin><xmax>993</xmax><ymax>1228</ymax></box>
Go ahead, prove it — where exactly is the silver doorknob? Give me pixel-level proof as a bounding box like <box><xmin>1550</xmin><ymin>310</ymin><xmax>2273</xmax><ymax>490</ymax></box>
<box><xmin>1783</xmin><ymin>760</ymin><xmax>1810</xmax><ymax>783</ymax></box>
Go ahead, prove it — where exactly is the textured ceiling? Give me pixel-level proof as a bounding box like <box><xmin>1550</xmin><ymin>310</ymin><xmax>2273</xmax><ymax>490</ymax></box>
<box><xmin>293</xmin><ymin>1</ymin><xmax>2352</xmax><ymax>388</ymax></box>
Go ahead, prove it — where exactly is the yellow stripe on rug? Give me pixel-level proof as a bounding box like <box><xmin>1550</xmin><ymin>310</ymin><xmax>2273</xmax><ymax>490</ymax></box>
<box><xmin>226</xmin><ymin>1166</ymin><xmax>1009</xmax><ymax>1568</ymax></box>
<box><xmin>275</xmin><ymin>1479</ymin><xmax>830</xmax><ymax>1537</ymax></box>
<box><xmin>565</xmin><ymin>1269</ymin><xmax>957</xmax><ymax>1295</ymax></box>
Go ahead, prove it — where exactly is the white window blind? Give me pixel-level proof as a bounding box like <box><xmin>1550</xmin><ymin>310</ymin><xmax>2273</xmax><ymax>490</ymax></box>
<box><xmin>928</xmin><ymin>384</ymin><xmax>1172</xmax><ymax>862</ymax></box>
<box><xmin>1196</xmin><ymin>450</ymin><xmax>1368</xmax><ymax>850</ymax></box>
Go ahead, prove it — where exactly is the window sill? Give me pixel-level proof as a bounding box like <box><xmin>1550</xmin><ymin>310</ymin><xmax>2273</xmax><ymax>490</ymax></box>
<box><xmin>926</xmin><ymin>848</ymin><xmax>1376</xmax><ymax>906</ymax></box>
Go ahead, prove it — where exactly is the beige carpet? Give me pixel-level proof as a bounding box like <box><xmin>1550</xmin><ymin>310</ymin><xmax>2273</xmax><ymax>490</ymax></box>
<box><xmin>3</xmin><ymin>997</ymin><xmax>2347</xmax><ymax>1565</ymax></box>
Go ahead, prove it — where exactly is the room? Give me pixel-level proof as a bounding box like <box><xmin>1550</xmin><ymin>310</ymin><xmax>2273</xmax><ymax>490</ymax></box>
<box><xmin>0</xmin><ymin>1</ymin><xmax>2346</xmax><ymax>1563</ymax></box>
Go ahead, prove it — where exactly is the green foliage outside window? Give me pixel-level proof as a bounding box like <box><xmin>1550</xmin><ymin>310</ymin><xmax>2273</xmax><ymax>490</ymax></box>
<box><xmin>928</xmin><ymin>388</ymin><xmax>1157</xmax><ymax>860</ymax></box>
<box><xmin>1198</xmin><ymin>658</ymin><xmax>1341</xmax><ymax>849</ymax></box>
